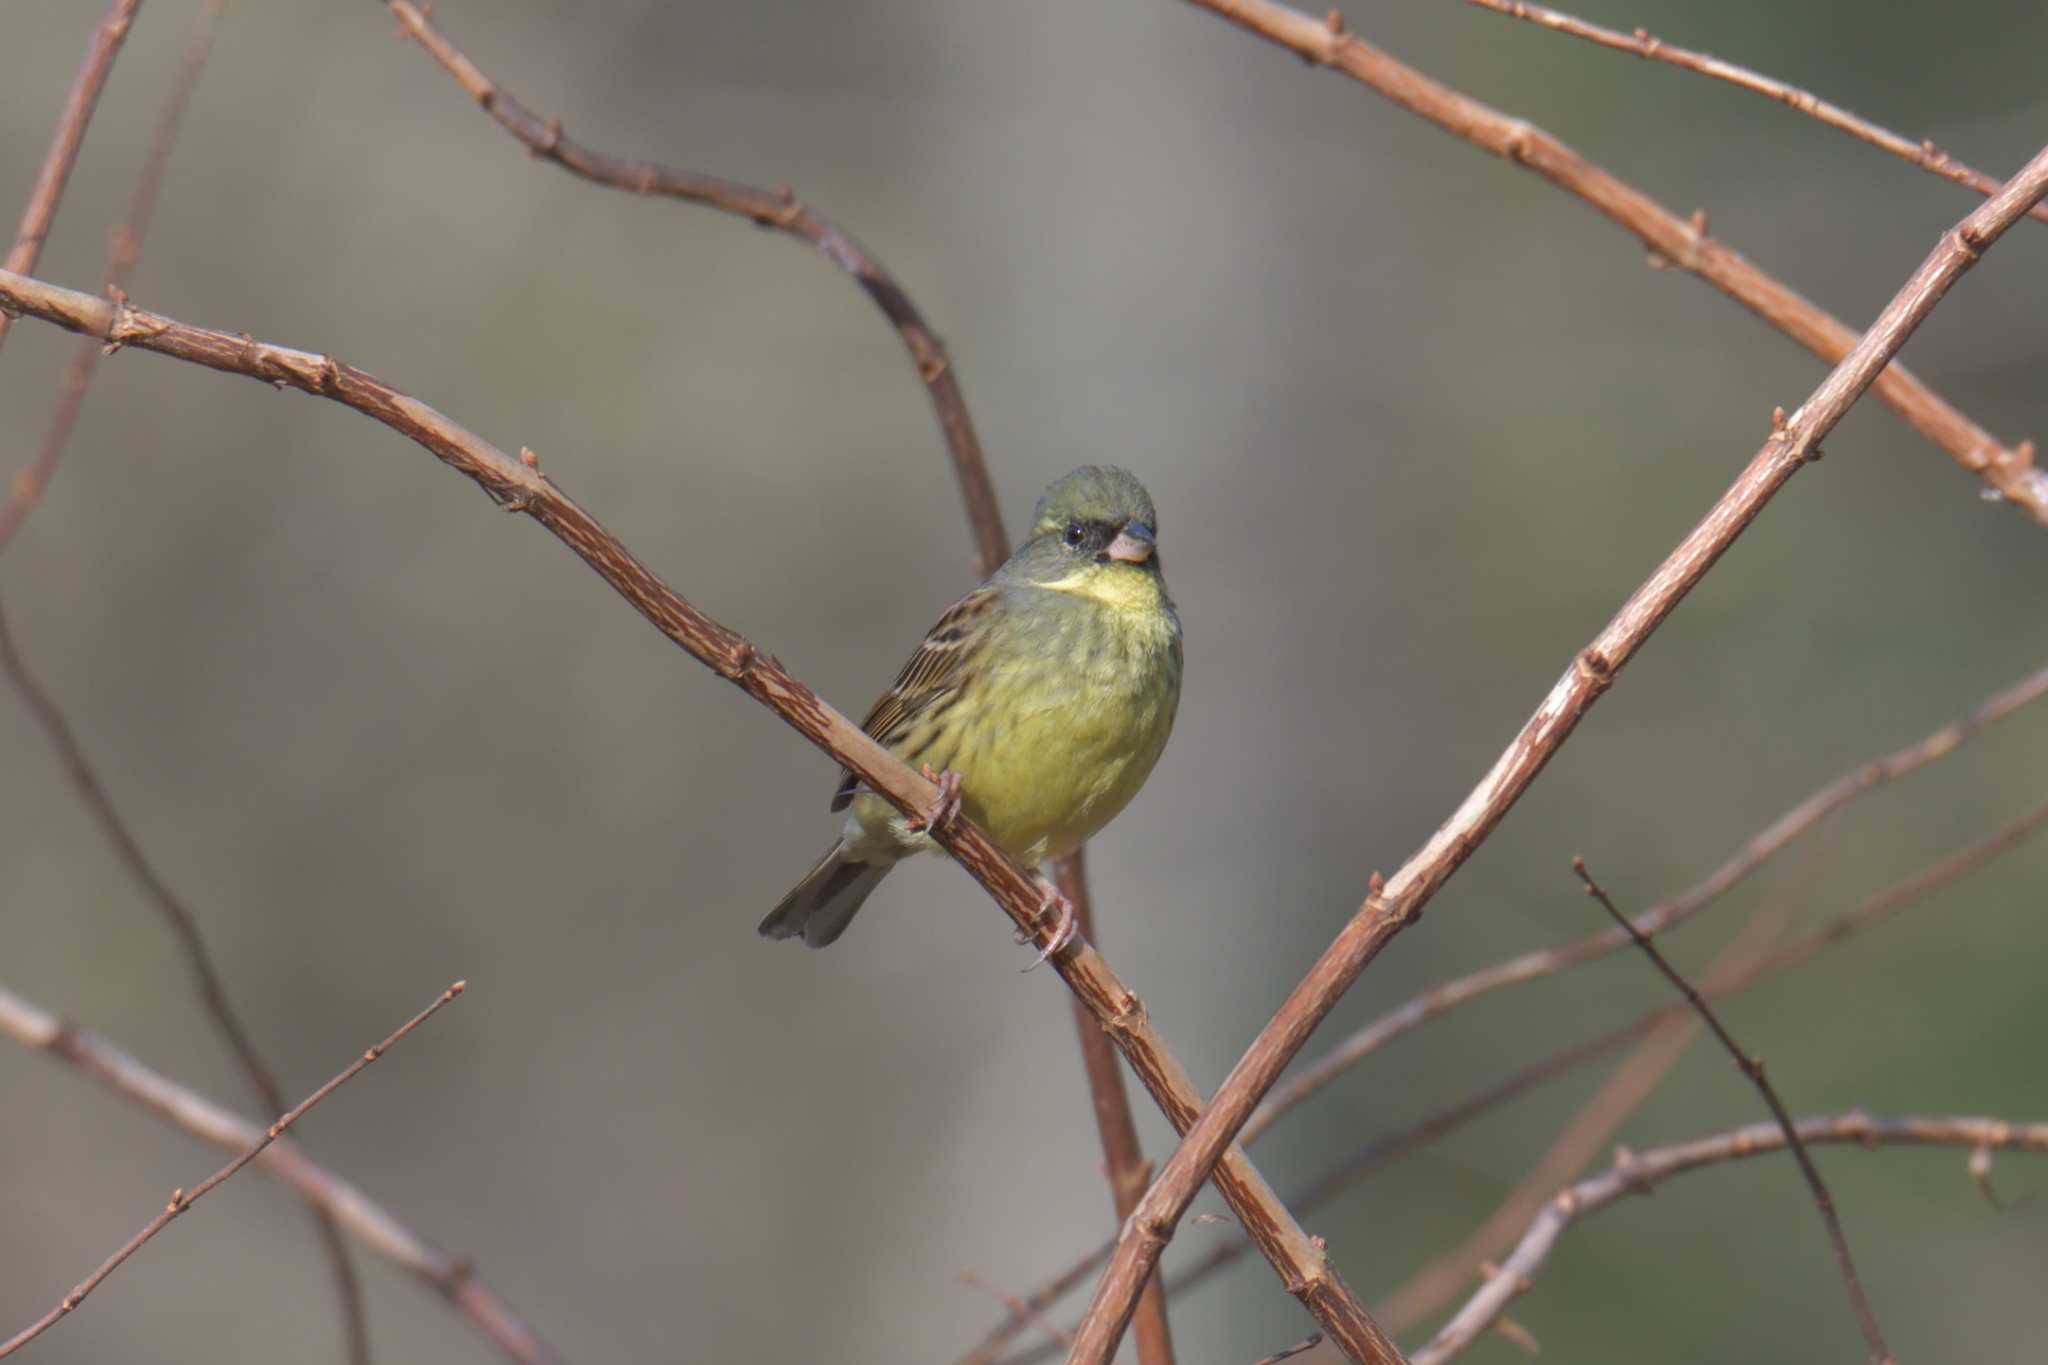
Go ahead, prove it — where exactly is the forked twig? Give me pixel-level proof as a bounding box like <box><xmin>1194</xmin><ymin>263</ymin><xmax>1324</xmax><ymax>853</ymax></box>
<box><xmin>0</xmin><ymin>984</ymin><xmax>564</xmax><ymax>1365</ymax></box>
<box><xmin>0</xmin><ymin>0</ymin><xmax>227</xmax><ymax>551</ymax></box>
<box><xmin>1412</xmin><ymin>1114</ymin><xmax>2048</xmax><ymax>1364</ymax></box>
<box><xmin>0</xmin><ymin>982</ymin><xmax>466</xmax><ymax>1359</ymax></box>
<box><xmin>1573</xmin><ymin>860</ymin><xmax>1890</xmax><ymax>1362</ymax></box>
<box><xmin>0</xmin><ymin>0</ymin><xmax>143</xmax><ymax>354</ymax></box>
<box><xmin>1465</xmin><ymin>0</ymin><xmax>2048</xmax><ymax>228</ymax></box>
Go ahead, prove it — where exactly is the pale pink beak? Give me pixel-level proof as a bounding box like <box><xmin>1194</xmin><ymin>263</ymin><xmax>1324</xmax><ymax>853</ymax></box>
<box><xmin>1104</xmin><ymin>521</ymin><xmax>1156</xmax><ymax>564</ymax></box>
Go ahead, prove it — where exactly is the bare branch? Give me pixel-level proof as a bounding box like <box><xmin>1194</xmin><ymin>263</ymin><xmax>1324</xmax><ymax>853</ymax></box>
<box><xmin>380</xmin><ymin>0</ymin><xmax>1009</xmax><ymax>575</ymax></box>
<box><xmin>0</xmin><ymin>0</ymin><xmax>143</xmax><ymax>354</ymax></box>
<box><xmin>1465</xmin><ymin>0</ymin><xmax>2048</xmax><ymax>228</ymax></box>
<box><xmin>0</xmin><ymin>982</ymin><xmax>465</xmax><ymax>1358</ymax></box>
<box><xmin>1248</xmin><ymin>659</ymin><xmax>2048</xmax><ymax>1145</ymax></box>
<box><xmin>1411</xmin><ymin>1113</ymin><xmax>2048</xmax><ymax>1365</ymax></box>
<box><xmin>0</xmin><ymin>266</ymin><xmax>1383</xmax><ymax>1360</ymax></box>
<box><xmin>976</xmin><ymin>787</ymin><xmax>2048</xmax><ymax>1365</ymax></box>
<box><xmin>1377</xmin><ymin>873</ymin><xmax>1803</xmax><ymax>1333</ymax></box>
<box><xmin>0</xmin><ymin>592</ymin><xmax>375</xmax><ymax>1357</ymax></box>
<box><xmin>1063</xmin><ymin>69</ymin><xmax>2048</xmax><ymax>1361</ymax></box>
<box><xmin>1574</xmin><ymin>860</ymin><xmax>1890</xmax><ymax>1361</ymax></box>
<box><xmin>0</xmin><ymin>984</ymin><xmax>565</xmax><ymax>1365</ymax></box>
<box><xmin>1175</xmin><ymin>0</ymin><xmax>2046</xmax><ymax>522</ymax></box>
<box><xmin>0</xmin><ymin>0</ymin><xmax>225</xmax><ymax>552</ymax></box>
<box><xmin>1055</xmin><ymin>851</ymin><xmax>1176</xmax><ymax>1365</ymax></box>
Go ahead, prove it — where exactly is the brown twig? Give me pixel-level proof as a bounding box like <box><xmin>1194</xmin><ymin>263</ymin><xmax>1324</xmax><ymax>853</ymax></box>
<box><xmin>0</xmin><ymin>983</ymin><xmax>564</xmax><ymax>1365</ymax></box>
<box><xmin>1</xmin><ymin>592</ymin><xmax>376</xmax><ymax>1360</ymax></box>
<box><xmin>1573</xmin><ymin>860</ymin><xmax>1891</xmax><ymax>1361</ymax></box>
<box><xmin>380</xmin><ymin>0</ymin><xmax>1008</xmax><ymax>576</ymax></box>
<box><xmin>1176</xmin><ymin>0</ymin><xmax>2047</xmax><ymax>523</ymax></box>
<box><xmin>0</xmin><ymin>0</ymin><xmax>143</xmax><ymax>354</ymax></box>
<box><xmin>0</xmin><ymin>0</ymin><xmax>225</xmax><ymax>552</ymax></box>
<box><xmin>1062</xmin><ymin>85</ymin><xmax>2048</xmax><ymax>1363</ymax></box>
<box><xmin>1246</xmin><ymin>659</ymin><xmax>2048</xmax><ymax>1145</ymax></box>
<box><xmin>1376</xmin><ymin>871</ymin><xmax>1803</xmax><ymax>1333</ymax></box>
<box><xmin>1411</xmin><ymin>1113</ymin><xmax>2048</xmax><ymax>1365</ymax></box>
<box><xmin>989</xmin><ymin>794</ymin><xmax>2048</xmax><ymax>1365</ymax></box>
<box><xmin>962</xmin><ymin>1274</ymin><xmax>1076</xmax><ymax>1352</ymax></box>
<box><xmin>1465</xmin><ymin>0</ymin><xmax>2048</xmax><ymax>228</ymax></box>
<box><xmin>1250</xmin><ymin>1333</ymin><xmax>1325</xmax><ymax>1365</ymax></box>
<box><xmin>0</xmin><ymin>268</ymin><xmax>1384</xmax><ymax>1362</ymax></box>
<box><xmin>0</xmin><ymin>982</ymin><xmax>465</xmax><ymax>1358</ymax></box>
<box><xmin>1055</xmin><ymin>851</ymin><xmax>1177</xmax><ymax>1365</ymax></box>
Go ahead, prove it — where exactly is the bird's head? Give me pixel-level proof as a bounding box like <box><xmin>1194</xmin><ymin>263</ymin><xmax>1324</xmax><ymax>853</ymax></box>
<box><xmin>1006</xmin><ymin>465</ymin><xmax>1166</xmax><ymax>603</ymax></box>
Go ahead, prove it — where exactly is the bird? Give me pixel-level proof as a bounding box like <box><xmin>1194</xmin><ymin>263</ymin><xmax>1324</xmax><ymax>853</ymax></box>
<box><xmin>760</xmin><ymin>465</ymin><xmax>1183</xmax><ymax>957</ymax></box>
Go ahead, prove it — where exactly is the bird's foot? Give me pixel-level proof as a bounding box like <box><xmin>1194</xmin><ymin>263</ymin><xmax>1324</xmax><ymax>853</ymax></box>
<box><xmin>908</xmin><ymin>765</ymin><xmax>963</xmax><ymax>838</ymax></box>
<box><xmin>1019</xmin><ymin>872</ymin><xmax>1078</xmax><ymax>972</ymax></box>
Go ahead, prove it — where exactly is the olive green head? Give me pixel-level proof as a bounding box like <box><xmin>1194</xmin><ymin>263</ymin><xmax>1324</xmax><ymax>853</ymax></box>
<box><xmin>1004</xmin><ymin>466</ymin><xmax>1162</xmax><ymax>587</ymax></box>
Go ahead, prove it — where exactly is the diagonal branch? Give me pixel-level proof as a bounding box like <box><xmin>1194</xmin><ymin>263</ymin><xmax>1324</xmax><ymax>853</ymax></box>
<box><xmin>1177</xmin><ymin>0</ymin><xmax>2046</xmax><ymax>523</ymax></box>
<box><xmin>1465</xmin><ymin>0</ymin><xmax>2048</xmax><ymax>228</ymax></box>
<box><xmin>1574</xmin><ymin>860</ymin><xmax>1890</xmax><ymax>1361</ymax></box>
<box><xmin>1062</xmin><ymin>98</ymin><xmax>2048</xmax><ymax>1363</ymax></box>
<box><xmin>0</xmin><ymin>0</ymin><xmax>142</xmax><ymax>354</ymax></box>
<box><xmin>980</xmin><ymin>791</ymin><xmax>2048</xmax><ymax>1365</ymax></box>
<box><xmin>0</xmin><ymin>265</ymin><xmax>1385</xmax><ymax>1361</ymax></box>
<box><xmin>1411</xmin><ymin>1113</ymin><xmax>2048</xmax><ymax>1365</ymax></box>
<box><xmin>0</xmin><ymin>0</ymin><xmax>225</xmax><ymax>552</ymax></box>
<box><xmin>1246</xmin><ymin>659</ymin><xmax>2048</xmax><ymax>1144</ymax></box>
<box><xmin>381</xmin><ymin>0</ymin><xmax>1008</xmax><ymax>576</ymax></box>
<box><xmin>0</xmin><ymin>982</ymin><xmax>465</xmax><ymax>1358</ymax></box>
<box><xmin>0</xmin><ymin>983</ymin><xmax>565</xmax><ymax>1365</ymax></box>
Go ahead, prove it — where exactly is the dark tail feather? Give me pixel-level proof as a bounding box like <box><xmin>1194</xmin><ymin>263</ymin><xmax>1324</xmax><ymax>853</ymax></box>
<box><xmin>758</xmin><ymin>841</ymin><xmax>893</xmax><ymax>948</ymax></box>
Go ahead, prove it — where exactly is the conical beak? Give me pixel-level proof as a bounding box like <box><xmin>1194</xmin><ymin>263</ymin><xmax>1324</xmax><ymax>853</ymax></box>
<box><xmin>1104</xmin><ymin>520</ymin><xmax>1156</xmax><ymax>564</ymax></box>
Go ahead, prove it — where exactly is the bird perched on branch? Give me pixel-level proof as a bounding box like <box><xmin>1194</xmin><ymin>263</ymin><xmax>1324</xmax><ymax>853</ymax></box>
<box><xmin>761</xmin><ymin>465</ymin><xmax>1182</xmax><ymax>958</ymax></box>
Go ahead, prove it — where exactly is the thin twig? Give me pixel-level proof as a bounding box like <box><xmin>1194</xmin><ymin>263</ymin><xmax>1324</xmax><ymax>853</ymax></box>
<box><xmin>1575</xmin><ymin>860</ymin><xmax>1891</xmax><ymax>1360</ymax></box>
<box><xmin>1377</xmin><ymin>872</ymin><xmax>1804</xmax><ymax>1333</ymax></box>
<box><xmin>0</xmin><ymin>267</ymin><xmax>1383</xmax><ymax>1362</ymax></box>
<box><xmin>1063</xmin><ymin>87</ymin><xmax>2048</xmax><ymax>1365</ymax></box>
<box><xmin>1055</xmin><ymin>851</ymin><xmax>1176</xmax><ymax>1365</ymax></box>
<box><xmin>961</xmin><ymin>1274</ymin><xmax>1076</xmax><ymax>1352</ymax></box>
<box><xmin>1176</xmin><ymin>0</ymin><xmax>2046</xmax><ymax>522</ymax></box>
<box><xmin>1465</xmin><ymin>0</ymin><xmax>2048</xmax><ymax>228</ymax></box>
<box><xmin>0</xmin><ymin>983</ymin><xmax>565</xmax><ymax>1365</ymax></box>
<box><xmin>380</xmin><ymin>0</ymin><xmax>1008</xmax><ymax>575</ymax></box>
<box><xmin>977</xmin><ymin>789</ymin><xmax>2048</xmax><ymax>1365</ymax></box>
<box><xmin>1251</xmin><ymin>1333</ymin><xmax>1324</xmax><ymax>1365</ymax></box>
<box><xmin>1247</xmin><ymin>659</ymin><xmax>2048</xmax><ymax>1146</ymax></box>
<box><xmin>0</xmin><ymin>0</ymin><xmax>225</xmax><ymax>552</ymax></box>
<box><xmin>0</xmin><ymin>982</ymin><xmax>465</xmax><ymax>1358</ymax></box>
<box><xmin>0</xmin><ymin>590</ymin><xmax>374</xmax><ymax>1360</ymax></box>
<box><xmin>0</xmin><ymin>0</ymin><xmax>143</xmax><ymax>354</ymax></box>
<box><xmin>1411</xmin><ymin>1113</ymin><xmax>2048</xmax><ymax>1365</ymax></box>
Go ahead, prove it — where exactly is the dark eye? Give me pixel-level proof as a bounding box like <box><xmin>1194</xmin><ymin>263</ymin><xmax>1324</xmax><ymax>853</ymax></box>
<box><xmin>1062</xmin><ymin>521</ymin><xmax>1086</xmax><ymax>549</ymax></box>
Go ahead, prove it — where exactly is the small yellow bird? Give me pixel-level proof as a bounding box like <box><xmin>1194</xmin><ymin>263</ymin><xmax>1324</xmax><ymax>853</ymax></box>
<box><xmin>761</xmin><ymin>466</ymin><xmax>1183</xmax><ymax>951</ymax></box>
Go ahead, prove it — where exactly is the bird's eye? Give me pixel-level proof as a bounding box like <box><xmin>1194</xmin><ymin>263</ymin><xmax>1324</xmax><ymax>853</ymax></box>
<box><xmin>1062</xmin><ymin>521</ymin><xmax>1086</xmax><ymax>548</ymax></box>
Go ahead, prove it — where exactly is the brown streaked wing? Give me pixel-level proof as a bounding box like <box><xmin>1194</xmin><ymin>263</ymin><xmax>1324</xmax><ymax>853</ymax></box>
<box><xmin>830</xmin><ymin>587</ymin><xmax>1000</xmax><ymax>811</ymax></box>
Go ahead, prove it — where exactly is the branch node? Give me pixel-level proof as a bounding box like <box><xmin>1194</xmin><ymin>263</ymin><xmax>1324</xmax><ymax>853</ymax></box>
<box><xmin>535</xmin><ymin>116</ymin><xmax>563</xmax><ymax>158</ymax></box>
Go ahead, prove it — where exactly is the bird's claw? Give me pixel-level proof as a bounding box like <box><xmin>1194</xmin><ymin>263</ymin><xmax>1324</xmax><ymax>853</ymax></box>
<box><xmin>1020</xmin><ymin>875</ymin><xmax>1077</xmax><ymax>972</ymax></box>
<box><xmin>909</xmin><ymin>766</ymin><xmax>963</xmax><ymax>837</ymax></box>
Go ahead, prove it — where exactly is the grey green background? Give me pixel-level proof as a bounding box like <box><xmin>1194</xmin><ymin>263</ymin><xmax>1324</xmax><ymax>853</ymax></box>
<box><xmin>3</xmin><ymin>1</ymin><xmax>2045</xmax><ymax>1361</ymax></box>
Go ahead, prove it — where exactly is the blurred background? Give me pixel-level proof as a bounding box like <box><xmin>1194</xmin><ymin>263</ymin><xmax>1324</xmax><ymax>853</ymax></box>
<box><xmin>3</xmin><ymin>1</ymin><xmax>2045</xmax><ymax>1361</ymax></box>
